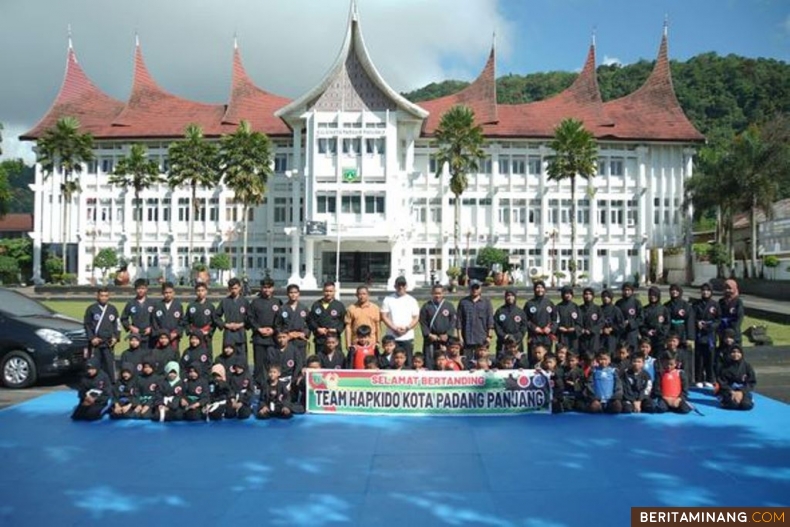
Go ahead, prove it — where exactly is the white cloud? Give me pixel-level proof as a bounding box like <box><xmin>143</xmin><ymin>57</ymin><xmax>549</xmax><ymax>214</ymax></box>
<box><xmin>1</xmin><ymin>123</ymin><xmax>35</xmax><ymax>164</ymax></box>
<box><xmin>602</xmin><ymin>55</ymin><xmax>622</xmax><ymax>67</ymax></box>
<box><xmin>0</xmin><ymin>0</ymin><xmax>516</xmax><ymax>139</ymax></box>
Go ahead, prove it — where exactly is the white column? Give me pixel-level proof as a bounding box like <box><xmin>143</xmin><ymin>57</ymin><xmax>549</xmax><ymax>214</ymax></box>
<box><xmin>285</xmin><ymin>227</ymin><xmax>301</xmax><ymax>286</ymax></box>
<box><xmin>31</xmin><ymin>174</ymin><xmax>43</xmax><ymax>283</ymax></box>
<box><xmin>303</xmin><ymin>238</ymin><xmax>317</xmax><ymax>290</ymax></box>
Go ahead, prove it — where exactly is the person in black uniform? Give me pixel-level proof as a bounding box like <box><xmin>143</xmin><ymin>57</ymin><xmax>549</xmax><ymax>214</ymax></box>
<box><xmin>109</xmin><ymin>363</ymin><xmax>137</xmax><ymax>420</ymax></box>
<box><xmin>665</xmin><ymin>284</ymin><xmax>696</xmax><ymax>381</ymax></box>
<box><xmin>692</xmin><ymin>283</ymin><xmax>720</xmax><ymax>388</ymax></box>
<box><xmin>182</xmin><ymin>362</ymin><xmax>210</xmax><ymax>421</ymax></box>
<box><xmin>71</xmin><ymin>357</ymin><xmax>112</xmax><ymax>421</ymax></box>
<box><xmin>256</xmin><ymin>364</ymin><xmax>293</xmax><ymax>419</ymax></box>
<box><xmin>153</xmin><ymin>361</ymin><xmax>185</xmax><ymax>422</ymax></box>
<box><xmin>83</xmin><ymin>287</ymin><xmax>121</xmax><ymax>381</ymax></box>
<box><xmin>622</xmin><ymin>354</ymin><xmax>654</xmax><ymax>414</ymax></box>
<box><xmin>717</xmin><ymin>345</ymin><xmax>756</xmax><ymax>411</ymax></box>
<box><xmin>599</xmin><ymin>290</ymin><xmax>624</xmax><ymax>356</ymax></box>
<box><xmin>578</xmin><ymin>287</ymin><xmax>603</xmax><ymax>358</ymax></box>
<box><xmin>493</xmin><ymin>289</ymin><xmax>528</xmax><ymax>358</ymax></box>
<box><xmin>308</xmin><ymin>281</ymin><xmax>347</xmax><ymax>354</ymax></box>
<box><xmin>180</xmin><ymin>329</ymin><xmax>211</xmax><ymax>380</ymax></box>
<box><xmin>419</xmin><ymin>284</ymin><xmax>457</xmax><ymax>369</ymax></box>
<box><xmin>120</xmin><ymin>278</ymin><xmax>156</xmax><ymax>349</ymax></box>
<box><xmin>132</xmin><ymin>358</ymin><xmax>162</xmax><ymax>420</ymax></box>
<box><xmin>640</xmin><ymin>286</ymin><xmax>670</xmax><ymax>356</ymax></box>
<box><xmin>207</xmin><ymin>364</ymin><xmax>232</xmax><ymax>421</ymax></box>
<box><xmin>151</xmin><ymin>282</ymin><xmax>185</xmax><ymax>352</ymax></box>
<box><xmin>249</xmin><ymin>277</ymin><xmax>283</xmax><ymax>384</ymax></box>
<box><xmin>182</xmin><ymin>282</ymin><xmax>217</xmax><ymax>357</ymax></box>
<box><xmin>318</xmin><ymin>333</ymin><xmax>346</xmax><ymax>369</ymax></box>
<box><xmin>266</xmin><ymin>329</ymin><xmax>303</xmax><ymax>389</ymax></box>
<box><xmin>555</xmin><ymin>286</ymin><xmax>581</xmax><ymax>353</ymax></box>
<box><xmin>276</xmin><ymin>284</ymin><xmax>311</xmax><ymax>363</ymax></box>
<box><xmin>524</xmin><ymin>280</ymin><xmax>557</xmax><ymax>354</ymax></box>
<box><xmin>214</xmin><ymin>278</ymin><xmax>250</xmax><ymax>360</ymax></box>
<box><xmin>149</xmin><ymin>330</ymin><xmax>180</xmax><ymax>375</ymax></box>
<box><xmin>120</xmin><ymin>332</ymin><xmax>146</xmax><ymax>376</ymax></box>
<box><xmin>226</xmin><ymin>361</ymin><xmax>255</xmax><ymax>420</ymax></box>
<box><xmin>615</xmin><ymin>282</ymin><xmax>642</xmax><ymax>353</ymax></box>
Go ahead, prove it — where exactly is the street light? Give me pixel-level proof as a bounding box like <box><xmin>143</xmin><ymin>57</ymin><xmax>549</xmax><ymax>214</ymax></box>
<box><xmin>546</xmin><ymin>228</ymin><xmax>558</xmax><ymax>287</ymax></box>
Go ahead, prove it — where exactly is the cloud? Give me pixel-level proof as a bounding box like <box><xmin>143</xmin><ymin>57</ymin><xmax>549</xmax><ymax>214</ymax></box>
<box><xmin>602</xmin><ymin>55</ymin><xmax>622</xmax><ymax>67</ymax></box>
<box><xmin>783</xmin><ymin>13</ymin><xmax>790</xmax><ymax>34</ymax></box>
<box><xmin>0</xmin><ymin>0</ymin><xmax>515</xmax><ymax>159</ymax></box>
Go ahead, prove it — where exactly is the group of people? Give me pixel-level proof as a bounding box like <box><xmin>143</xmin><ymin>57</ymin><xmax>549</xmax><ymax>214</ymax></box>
<box><xmin>70</xmin><ymin>275</ymin><xmax>757</xmax><ymax>421</ymax></box>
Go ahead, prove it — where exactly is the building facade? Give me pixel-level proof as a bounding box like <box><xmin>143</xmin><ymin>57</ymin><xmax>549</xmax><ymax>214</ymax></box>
<box><xmin>22</xmin><ymin>5</ymin><xmax>704</xmax><ymax>288</ymax></box>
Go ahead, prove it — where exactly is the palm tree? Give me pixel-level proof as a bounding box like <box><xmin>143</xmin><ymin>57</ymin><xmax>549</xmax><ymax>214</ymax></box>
<box><xmin>546</xmin><ymin>118</ymin><xmax>598</xmax><ymax>287</ymax></box>
<box><xmin>218</xmin><ymin>121</ymin><xmax>273</xmax><ymax>278</ymax></box>
<box><xmin>109</xmin><ymin>144</ymin><xmax>163</xmax><ymax>270</ymax></box>
<box><xmin>168</xmin><ymin>124</ymin><xmax>220</xmax><ymax>268</ymax></box>
<box><xmin>37</xmin><ymin>116</ymin><xmax>95</xmax><ymax>275</ymax></box>
<box><xmin>434</xmin><ymin>105</ymin><xmax>485</xmax><ymax>268</ymax></box>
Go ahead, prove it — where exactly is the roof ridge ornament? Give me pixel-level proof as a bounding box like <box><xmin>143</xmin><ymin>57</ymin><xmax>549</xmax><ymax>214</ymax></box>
<box><xmin>67</xmin><ymin>24</ymin><xmax>73</xmax><ymax>51</ymax></box>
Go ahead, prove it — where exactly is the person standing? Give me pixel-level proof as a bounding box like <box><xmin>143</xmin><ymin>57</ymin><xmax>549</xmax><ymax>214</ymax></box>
<box><xmin>556</xmin><ymin>286</ymin><xmax>582</xmax><ymax>353</ymax></box>
<box><xmin>214</xmin><ymin>277</ymin><xmax>250</xmax><ymax>360</ymax></box>
<box><xmin>276</xmin><ymin>284</ymin><xmax>311</xmax><ymax>362</ymax></box>
<box><xmin>151</xmin><ymin>281</ymin><xmax>185</xmax><ymax>352</ymax></box>
<box><xmin>578</xmin><ymin>287</ymin><xmax>603</xmax><ymax>358</ymax></box>
<box><xmin>84</xmin><ymin>287</ymin><xmax>121</xmax><ymax>380</ymax></box>
<box><xmin>692</xmin><ymin>283</ymin><xmax>720</xmax><ymax>388</ymax></box>
<box><xmin>380</xmin><ymin>276</ymin><xmax>420</xmax><ymax>365</ymax></box>
<box><xmin>493</xmin><ymin>289</ymin><xmax>527</xmax><ymax>357</ymax></box>
<box><xmin>456</xmin><ymin>280</ymin><xmax>494</xmax><ymax>362</ymax></box>
<box><xmin>524</xmin><ymin>280</ymin><xmax>556</xmax><ymax>354</ymax></box>
<box><xmin>183</xmin><ymin>281</ymin><xmax>217</xmax><ymax>357</ymax></box>
<box><xmin>120</xmin><ymin>278</ymin><xmax>156</xmax><ymax>350</ymax></box>
<box><xmin>640</xmin><ymin>286</ymin><xmax>670</xmax><ymax>355</ymax></box>
<box><xmin>718</xmin><ymin>279</ymin><xmax>745</xmax><ymax>346</ymax></box>
<box><xmin>249</xmin><ymin>278</ymin><xmax>283</xmax><ymax>383</ymax></box>
<box><xmin>419</xmin><ymin>284</ymin><xmax>457</xmax><ymax>369</ymax></box>
<box><xmin>344</xmin><ymin>285</ymin><xmax>381</xmax><ymax>349</ymax></box>
<box><xmin>616</xmin><ymin>282</ymin><xmax>642</xmax><ymax>353</ymax></box>
<box><xmin>665</xmin><ymin>284</ymin><xmax>696</xmax><ymax>381</ymax></box>
<box><xmin>307</xmin><ymin>281</ymin><xmax>347</xmax><ymax>354</ymax></box>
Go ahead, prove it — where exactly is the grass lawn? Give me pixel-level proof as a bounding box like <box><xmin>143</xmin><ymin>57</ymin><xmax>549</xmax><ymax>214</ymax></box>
<box><xmin>42</xmin><ymin>297</ymin><xmax>790</xmax><ymax>353</ymax></box>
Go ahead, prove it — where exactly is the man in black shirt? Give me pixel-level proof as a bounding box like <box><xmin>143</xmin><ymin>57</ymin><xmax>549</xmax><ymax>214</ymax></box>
<box><xmin>249</xmin><ymin>278</ymin><xmax>283</xmax><ymax>383</ymax></box>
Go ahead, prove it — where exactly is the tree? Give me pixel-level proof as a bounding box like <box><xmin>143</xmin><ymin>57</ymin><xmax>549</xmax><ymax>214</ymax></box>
<box><xmin>109</xmin><ymin>144</ymin><xmax>163</xmax><ymax>270</ymax></box>
<box><xmin>546</xmin><ymin>118</ymin><xmax>598</xmax><ymax>286</ymax></box>
<box><xmin>218</xmin><ymin>121</ymin><xmax>273</xmax><ymax>278</ymax></box>
<box><xmin>168</xmin><ymin>124</ymin><xmax>220</xmax><ymax>267</ymax></box>
<box><xmin>0</xmin><ymin>166</ymin><xmax>10</xmax><ymax>219</ymax></box>
<box><xmin>210</xmin><ymin>252</ymin><xmax>231</xmax><ymax>285</ymax></box>
<box><xmin>434</xmin><ymin>105</ymin><xmax>485</xmax><ymax>267</ymax></box>
<box><xmin>93</xmin><ymin>248</ymin><xmax>119</xmax><ymax>285</ymax></box>
<box><xmin>0</xmin><ymin>159</ymin><xmax>35</xmax><ymax>213</ymax></box>
<box><xmin>476</xmin><ymin>246</ymin><xmax>508</xmax><ymax>270</ymax></box>
<box><xmin>0</xmin><ymin>255</ymin><xmax>20</xmax><ymax>284</ymax></box>
<box><xmin>36</xmin><ymin>116</ymin><xmax>95</xmax><ymax>275</ymax></box>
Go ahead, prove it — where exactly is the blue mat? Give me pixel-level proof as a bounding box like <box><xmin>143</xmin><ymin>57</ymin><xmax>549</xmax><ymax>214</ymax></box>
<box><xmin>1</xmin><ymin>391</ymin><xmax>789</xmax><ymax>526</ymax></box>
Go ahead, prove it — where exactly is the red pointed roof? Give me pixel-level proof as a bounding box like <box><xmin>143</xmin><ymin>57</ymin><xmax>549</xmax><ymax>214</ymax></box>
<box><xmin>20</xmin><ymin>45</ymin><xmax>124</xmax><ymax>139</ymax></box>
<box><xmin>222</xmin><ymin>45</ymin><xmax>291</xmax><ymax>135</ymax></box>
<box><xmin>103</xmin><ymin>42</ymin><xmax>228</xmax><ymax>137</ymax></box>
<box><xmin>420</xmin><ymin>46</ymin><xmax>498</xmax><ymax>134</ymax></box>
<box><xmin>601</xmin><ymin>30</ymin><xmax>704</xmax><ymax>142</ymax></box>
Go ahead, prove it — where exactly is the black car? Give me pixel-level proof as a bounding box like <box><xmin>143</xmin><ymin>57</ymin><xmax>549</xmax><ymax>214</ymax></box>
<box><xmin>0</xmin><ymin>288</ymin><xmax>89</xmax><ymax>388</ymax></box>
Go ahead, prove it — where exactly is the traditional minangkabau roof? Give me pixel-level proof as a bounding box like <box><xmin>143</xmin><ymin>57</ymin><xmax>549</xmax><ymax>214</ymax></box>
<box><xmin>221</xmin><ymin>40</ymin><xmax>291</xmax><ymax>135</ymax></box>
<box><xmin>275</xmin><ymin>1</ymin><xmax>428</xmax><ymax>121</ymax></box>
<box><xmin>601</xmin><ymin>27</ymin><xmax>705</xmax><ymax>142</ymax></box>
<box><xmin>20</xmin><ymin>39</ymin><xmax>125</xmax><ymax>140</ymax></box>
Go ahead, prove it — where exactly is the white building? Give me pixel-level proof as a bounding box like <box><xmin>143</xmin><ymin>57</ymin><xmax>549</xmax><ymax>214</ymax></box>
<box><xmin>22</xmin><ymin>4</ymin><xmax>704</xmax><ymax>289</ymax></box>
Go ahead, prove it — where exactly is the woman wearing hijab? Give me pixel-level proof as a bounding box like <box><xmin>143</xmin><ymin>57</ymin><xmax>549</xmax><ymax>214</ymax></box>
<box><xmin>718</xmin><ymin>279</ymin><xmax>745</xmax><ymax>346</ymax></box>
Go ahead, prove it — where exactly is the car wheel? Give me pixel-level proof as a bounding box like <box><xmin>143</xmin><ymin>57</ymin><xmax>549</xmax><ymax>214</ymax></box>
<box><xmin>2</xmin><ymin>350</ymin><xmax>37</xmax><ymax>389</ymax></box>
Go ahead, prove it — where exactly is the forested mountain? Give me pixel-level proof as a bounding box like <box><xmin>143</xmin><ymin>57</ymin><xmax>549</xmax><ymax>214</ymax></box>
<box><xmin>404</xmin><ymin>53</ymin><xmax>790</xmax><ymax>145</ymax></box>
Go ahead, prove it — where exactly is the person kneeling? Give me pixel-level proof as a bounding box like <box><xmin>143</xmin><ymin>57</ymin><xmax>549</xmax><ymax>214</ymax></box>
<box><xmin>257</xmin><ymin>365</ymin><xmax>293</xmax><ymax>419</ymax></box>
<box><xmin>586</xmin><ymin>351</ymin><xmax>623</xmax><ymax>414</ymax></box>
<box><xmin>622</xmin><ymin>354</ymin><xmax>655</xmax><ymax>414</ymax></box>
<box><xmin>718</xmin><ymin>346</ymin><xmax>756</xmax><ymax>411</ymax></box>
<box><xmin>109</xmin><ymin>363</ymin><xmax>136</xmax><ymax>419</ymax></box>
<box><xmin>71</xmin><ymin>358</ymin><xmax>111</xmax><ymax>421</ymax></box>
<box><xmin>153</xmin><ymin>361</ymin><xmax>184</xmax><ymax>422</ymax></box>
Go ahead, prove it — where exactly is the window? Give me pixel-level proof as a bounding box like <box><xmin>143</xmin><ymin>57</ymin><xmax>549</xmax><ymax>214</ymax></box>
<box><xmin>627</xmin><ymin>248</ymin><xmax>639</xmax><ymax>257</ymax></box>
<box><xmin>132</xmin><ymin>198</ymin><xmax>142</xmax><ymax>222</ymax></box>
<box><xmin>610</xmin><ymin>158</ymin><xmax>624</xmax><ymax>176</ymax></box>
<box><xmin>317</xmin><ymin>195</ymin><xmax>336</xmax><ymax>214</ymax></box>
<box><xmin>365</xmin><ymin>138</ymin><xmax>386</xmax><ymax>155</ymax></box>
<box><xmin>560</xmin><ymin>199</ymin><xmax>572</xmax><ymax>224</ymax></box>
<box><xmin>576</xmin><ymin>249</ymin><xmax>590</xmax><ymax>272</ymax></box>
<box><xmin>528</xmin><ymin>156</ymin><xmax>542</xmax><ymax>176</ymax></box>
<box><xmin>115</xmin><ymin>200</ymin><xmax>124</xmax><ymax>223</ymax></box>
<box><xmin>318</xmin><ymin>138</ymin><xmax>337</xmax><ymax>155</ymax></box>
<box><xmin>597</xmin><ymin>249</ymin><xmax>608</xmax><ymax>256</ymax></box>
<box><xmin>273</xmin><ymin>247</ymin><xmax>287</xmax><ymax>270</ymax></box>
<box><xmin>598</xmin><ymin>200</ymin><xmax>608</xmax><ymax>225</ymax></box>
<box><xmin>364</xmin><ymin>195</ymin><xmax>385</xmax><ymax>214</ymax></box>
<box><xmin>413</xmin><ymin>198</ymin><xmax>427</xmax><ymax>223</ymax></box>
<box><xmin>577</xmin><ymin>199</ymin><xmax>590</xmax><ymax>224</ymax></box>
<box><xmin>365</xmin><ymin>138</ymin><xmax>376</xmax><ymax>155</ymax></box>
<box><xmin>209</xmin><ymin>198</ymin><xmax>219</xmax><ymax>222</ymax></box>
<box><xmin>342</xmin><ymin>138</ymin><xmax>361</xmax><ymax>155</ymax></box>
<box><xmin>87</xmin><ymin>160</ymin><xmax>98</xmax><ymax>174</ymax></box>
<box><xmin>498</xmin><ymin>200</ymin><xmax>510</xmax><ymax>224</ymax></box>
<box><xmin>511</xmin><ymin>156</ymin><xmax>526</xmax><ymax>175</ymax></box>
<box><xmin>86</xmin><ymin>198</ymin><xmax>96</xmax><ymax>222</ymax></box>
<box><xmin>429</xmin><ymin>155</ymin><xmax>438</xmax><ymax>174</ymax></box>
<box><xmin>146</xmin><ymin>198</ymin><xmax>159</xmax><ymax>222</ymax></box>
<box><xmin>548</xmin><ymin>199</ymin><xmax>559</xmax><ymax>224</ymax></box>
<box><xmin>274</xmin><ymin>198</ymin><xmax>287</xmax><ymax>224</ymax></box>
<box><xmin>225</xmin><ymin>202</ymin><xmax>238</xmax><ymax>222</ymax></box>
<box><xmin>610</xmin><ymin>200</ymin><xmax>624</xmax><ymax>225</ymax></box>
<box><xmin>99</xmin><ymin>199</ymin><xmax>111</xmax><ymax>222</ymax></box>
<box><xmin>341</xmin><ymin>195</ymin><xmax>361</xmax><ymax>213</ymax></box>
<box><xmin>145</xmin><ymin>246</ymin><xmax>159</xmax><ymax>267</ymax></box>
<box><xmin>499</xmin><ymin>155</ymin><xmax>511</xmax><ymax>175</ymax></box>
<box><xmin>274</xmin><ymin>154</ymin><xmax>288</xmax><ymax>173</ymax></box>
<box><xmin>162</xmin><ymin>198</ymin><xmax>171</xmax><ymax>222</ymax></box>
<box><xmin>178</xmin><ymin>197</ymin><xmax>190</xmax><ymax>222</ymax></box>
<box><xmin>429</xmin><ymin>199</ymin><xmax>442</xmax><ymax>222</ymax></box>
<box><xmin>528</xmin><ymin>248</ymin><xmax>542</xmax><ymax>269</ymax></box>
<box><xmin>480</xmin><ymin>156</ymin><xmax>492</xmax><ymax>174</ymax></box>
<box><xmin>528</xmin><ymin>199</ymin><xmax>541</xmax><ymax>224</ymax></box>
<box><xmin>627</xmin><ymin>200</ymin><xmax>638</xmax><ymax>227</ymax></box>
<box><xmin>598</xmin><ymin>160</ymin><xmax>607</xmax><ymax>176</ymax></box>
<box><xmin>161</xmin><ymin>157</ymin><xmax>170</xmax><ymax>173</ymax></box>
<box><xmin>101</xmin><ymin>158</ymin><xmax>114</xmax><ymax>173</ymax></box>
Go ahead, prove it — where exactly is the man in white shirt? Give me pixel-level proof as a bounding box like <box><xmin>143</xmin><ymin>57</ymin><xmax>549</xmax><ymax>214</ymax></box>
<box><xmin>381</xmin><ymin>276</ymin><xmax>420</xmax><ymax>365</ymax></box>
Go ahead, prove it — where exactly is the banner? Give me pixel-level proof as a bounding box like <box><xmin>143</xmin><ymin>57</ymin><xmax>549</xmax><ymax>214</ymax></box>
<box><xmin>305</xmin><ymin>369</ymin><xmax>552</xmax><ymax>416</ymax></box>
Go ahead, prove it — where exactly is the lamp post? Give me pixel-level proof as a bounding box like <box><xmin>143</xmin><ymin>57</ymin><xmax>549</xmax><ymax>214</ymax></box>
<box><xmin>547</xmin><ymin>228</ymin><xmax>558</xmax><ymax>287</ymax></box>
<box><xmin>284</xmin><ymin>170</ymin><xmax>301</xmax><ymax>286</ymax></box>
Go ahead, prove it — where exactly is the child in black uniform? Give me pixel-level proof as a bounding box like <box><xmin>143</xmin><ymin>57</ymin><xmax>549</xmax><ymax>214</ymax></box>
<box><xmin>71</xmin><ymin>358</ymin><xmax>112</xmax><ymax>421</ymax></box>
<box><xmin>537</xmin><ymin>353</ymin><xmax>564</xmax><ymax>413</ymax></box>
<box><xmin>120</xmin><ymin>333</ymin><xmax>146</xmax><ymax>376</ymax></box>
<box><xmin>227</xmin><ymin>361</ymin><xmax>255</xmax><ymax>420</ymax></box>
<box><xmin>181</xmin><ymin>329</ymin><xmax>211</xmax><ymax>380</ymax></box>
<box><xmin>109</xmin><ymin>363</ymin><xmax>136</xmax><ymax>419</ymax></box>
<box><xmin>622</xmin><ymin>354</ymin><xmax>654</xmax><ymax>414</ymax></box>
<box><xmin>132</xmin><ymin>358</ymin><xmax>161</xmax><ymax>420</ymax></box>
<box><xmin>257</xmin><ymin>365</ymin><xmax>293</xmax><ymax>419</ymax></box>
<box><xmin>154</xmin><ymin>361</ymin><xmax>184</xmax><ymax>422</ymax></box>
<box><xmin>150</xmin><ymin>330</ymin><xmax>179</xmax><ymax>375</ymax></box>
<box><xmin>718</xmin><ymin>345</ymin><xmax>756</xmax><ymax>411</ymax></box>
<box><xmin>182</xmin><ymin>363</ymin><xmax>210</xmax><ymax>421</ymax></box>
<box><xmin>207</xmin><ymin>364</ymin><xmax>232</xmax><ymax>421</ymax></box>
<box><xmin>562</xmin><ymin>352</ymin><xmax>586</xmax><ymax>412</ymax></box>
<box><xmin>291</xmin><ymin>355</ymin><xmax>321</xmax><ymax>414</ymax></box>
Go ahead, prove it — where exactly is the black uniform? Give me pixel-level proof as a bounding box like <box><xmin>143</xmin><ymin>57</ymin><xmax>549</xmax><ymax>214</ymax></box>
<box><xmin>248</xmin><ymin>294</ymin><xmax>283</xmax><ymax>383</ymax></box>
<box><xmin>616</xmin><ymin>294</ymin><xmax>642</xmax><ymax>352</ymax></box>
<box><xmin>622</xmin><ymin>368</ymin><xmax>655</xmax><ymax>413</ymax></box>
<box><xmin>718</xmin><ymin>355</ymin><xmax>756</xmax><ymax>410</ymax></box>
<box><xmin>151</xmin><ymin>299</ymin><xmax>185</xmax><ymax>350</ymax></box>
<box><xmin>318</xmin><ymin>348</ymin><xmax>347</xmax><ymax>370</ymax></box>
<box><xmin>276</xmin><ymin>302</ymin><xmax>311</xmax><ymax>362</ymax></box>
<box><xmin>718</xmin><ymin>297</ymin><xmax>745</xmax><ymax>346</ymax></box>
<box><xmin>578</xmin><ymin>300</ymin><xmax>603</xmax><ymax>357</ymax></box>
<box><xmin>493</xmin><ymin>297</ymin><xmax>528</xmax><ymax>356</ymax></box>
<box><xmin>226</xmin><ymin>363</ymin><xmax>255</xmax><ymax>420</ymax></box>
<box><xmin>419</xmin><ymin>299</ymin><xmax>457</xmax><ymax>368</ymax></box>
<box><xmin>257</xmin><ymin>381</ymin><xmax>293</xmax><ymax>419</ymax></box>
<box><xmin>207</xmin><ymin>367</ymin><xmax>233</xmax><ymax>421</ymax></box>
<box><xmin>133</xmin><ymin>368</ymin><xmax>163</xmax><ymax>420</ymax></box>
<box><xmin>109</xmin><ymin>364</ymin><xmax>136</xmax><ymax>420</ymax></box>
<box><xmin>692</xmin><ymin>293</ymin><xmax>720</xmax><ymax>385</ymax></box>
<box><xmin>561</xmin><ymin>365</ymin><xmax>586</xmax><ymax>412</ymax></box>
<box><xmin>120</xmin><ymin>297</ymin><xmax>156</xmax><ymax>348</ymax></box>
<box><xmin>153</xmin><ymin>377</ymin><xmax>185</xmax><ymax>422</ymax></box>
<box><xmin>180</xmin><ymin>330</ymin><xmax>212</xmax><ymax>380</ymax></box>
<box><xmin>183</xmin><ymin>299</ymin><xmax>217</xmax><ymax>356</ymax></box>
<box><xmin>640</xmin><ymin>288</ymin><xmax>670</xmax><ymax>354</ymax></box>
<box><xmin>183</xmin><ymin>364</ymin><xmax>210</xmax><ymax>421</ymax></box>
<box><xmin>666</xmin><ymin>286</ymin><xmax>696</xmax><ymax>380</ymax></box>
<box><xmin>600</xmin><ymin>299</ymin><xmax>625</xmax><ymax>356</ymax></box>
<box><xmin>120</xmin><ymin>345</ymin><xmax>146</xmax><ymax>376</ymax></box>
<box><xmin>71</xmin><ymin>358</ymin><xmax>112</xmax><ymax>421</ymax></box>
<box><xmin>214</xmin><ymin>295</ymin><xmax>250</xmax><ymax>358</ymax></box>
<box><xmin>149</xmin><ymin>339</ymin><xmax>179</xmax><ymax>376</ymax></box>
<box><xmin>307</xmin><ymin>299</ymin><xmax>347</xmax><ymax>353</ymax></box>
<box><xmin>265</xmin><ymin>342</ymin><xmax>303</xmax><ymax>386</ymax></box>
<box><xmin>524</xmin><ymin>295</ymin><xmax>557</xmax><ymax>352</ymax></box>
<box><xmin>555</xmin><ymin>296</ymin><xmax>581</xmax><ymax>353</ymax></box>
<box><xmin>83</xmin><ymin>301</ymin><xmax>121</xmax><ymax>380</ymax></box>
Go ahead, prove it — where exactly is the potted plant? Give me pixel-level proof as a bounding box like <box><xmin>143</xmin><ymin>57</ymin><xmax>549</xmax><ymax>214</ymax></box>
<box><xmin>446</xmin><ymin>266</ymin><xmax>462</xmax><ymax>292</ymax></box>
<box><xmin>114</xmin><ymin>257</ymin><xmax>131</xmax><ymax>286</ymax></box>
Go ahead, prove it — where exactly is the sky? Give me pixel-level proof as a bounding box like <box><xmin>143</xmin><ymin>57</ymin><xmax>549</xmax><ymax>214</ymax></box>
<box><xmin>1</xmin><ymin>0</ymin><xmax>788</xmax><ymax>163</ymax></box>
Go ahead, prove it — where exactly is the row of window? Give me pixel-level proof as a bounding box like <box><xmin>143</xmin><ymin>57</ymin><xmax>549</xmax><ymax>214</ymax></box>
<box><xmin>317</xmin><ymin>138</ymin><xmax>386</xmax><ymax>156</ymax></box>
<box><xmin>317</xmin><ymin>122</ymin><xmax>387</xmax><ymax>129</ymax></box>
<box><xmin>87</xmin><ymin>154</ymin><xmax>293</xmax><ymax>175</ymax></box>
<box><xmin>316</xmin><ymin>195</ymin><xmax>386</xmax><ymax>214</ymax></box>
<box><xmin>427</xmin><ymin>156</ymin><xmax>625</xmax><ymax>177</ymax></box>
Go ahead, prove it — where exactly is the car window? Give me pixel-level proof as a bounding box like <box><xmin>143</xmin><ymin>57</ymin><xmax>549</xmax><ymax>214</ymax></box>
<box><xmin>0</xmin><ymin>289</ymin><xmax>54</xmax><ymax>317</ymax></box>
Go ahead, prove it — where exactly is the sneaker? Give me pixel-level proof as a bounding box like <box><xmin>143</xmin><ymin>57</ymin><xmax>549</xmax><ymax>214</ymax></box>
<box><xmin>695</xmin><ymin>382</ymin><xmax>704</xmax><ymax>388</ymax></box>
<box><xmin>704</xmin><ymin>382</ymin><xmax>714</xmax><ymax>389</ymax></box>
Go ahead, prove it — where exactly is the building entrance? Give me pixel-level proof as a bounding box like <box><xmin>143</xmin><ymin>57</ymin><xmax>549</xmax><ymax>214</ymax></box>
<box><xmin>322</xmin><ymin>252</ymin><xmax>391</xmax><ymax>284</ymax></box>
